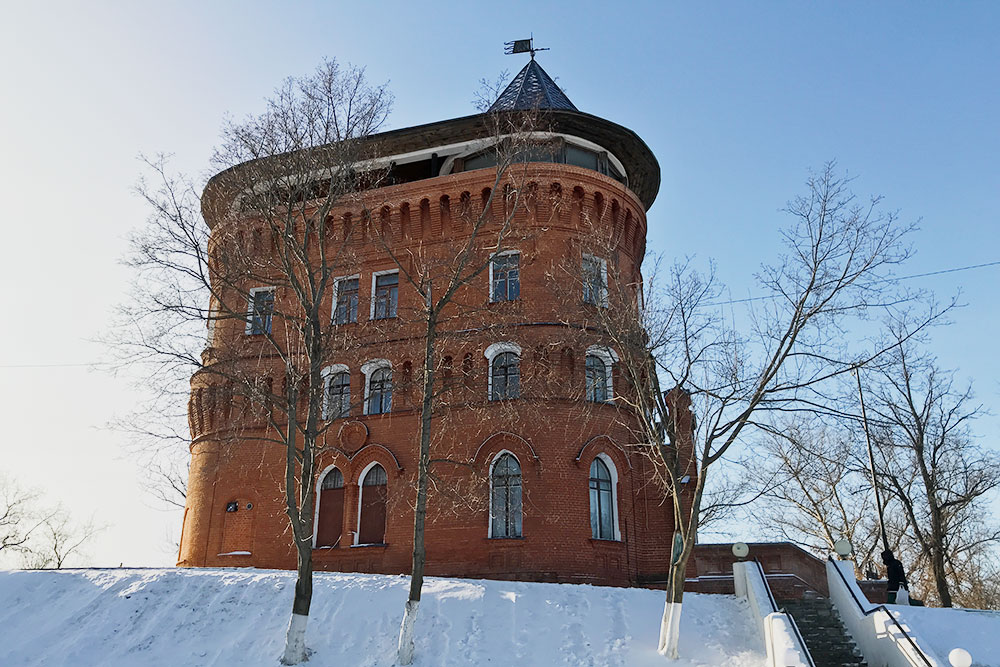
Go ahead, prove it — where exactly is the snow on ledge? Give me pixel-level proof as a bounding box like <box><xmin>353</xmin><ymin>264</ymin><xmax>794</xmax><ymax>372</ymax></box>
<box><xmin>216</xmin><ymin>551</ymin><xmax>252</xmax><ymax>556</ymax></box>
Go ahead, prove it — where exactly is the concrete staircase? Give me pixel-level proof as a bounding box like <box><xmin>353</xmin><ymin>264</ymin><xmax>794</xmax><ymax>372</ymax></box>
<box><xmin>778</xmin><ymin>596</ymin><xmax>867</xmax><ymax>667</ymax></box>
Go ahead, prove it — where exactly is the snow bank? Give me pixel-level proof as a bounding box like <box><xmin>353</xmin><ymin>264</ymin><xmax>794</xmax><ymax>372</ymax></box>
<box><xmin>0</xmin><ymin>568</ymin><xmax>767</xmax><ymax>666</ymax></box>
<box><xmin>886</xmin><ymin>605</ymin><xmax>1000</xmax><ymax>667</ymax></box>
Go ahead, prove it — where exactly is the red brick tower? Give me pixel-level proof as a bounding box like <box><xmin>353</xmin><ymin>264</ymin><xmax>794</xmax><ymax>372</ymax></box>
<box><xmin>178</xmin><ymin>59</ymin><xmax>680</xmax><ymax>586</ymax></box>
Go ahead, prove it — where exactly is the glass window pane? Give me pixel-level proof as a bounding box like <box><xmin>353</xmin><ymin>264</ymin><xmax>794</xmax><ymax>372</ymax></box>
<box><xmin>250</xmin><ymin>289</ymin><xmax>274</xmax><ymax>334</ymax></box>
<box><xmin>322</xmin><ymin>467</ymin><xmax>344</xmax><ymax>489</ymax></box>
<box><xmin>590</xmin><ymin>487</ymin><xmax>600</xmax><ymax>538</ymax></box>
<box><xmin>369</xmin><ymin>368</ymin><xmax>392</xmax><ymax>414</ymax></box>
<box><xmin>363</xmin><ymin>464</ymin><xmax>387</xmax><ymax>486</ymax></box>
<box><xmin>465</xmin><ymin>152</ymin><xmax>497</xmax><ymax>171</ymax></box>
<box><xmin>600</xmin><ymin>487</ymin><xmax>613</xmax><ymax>538</ymax></box>
<box><xmin>374</xmin><ymin>273</ymin><xmax>398</xmax><ymax>319</ymax></box>
<box><xmin>491</xmin><ymin>454</ymin><xmax>522</xmax><ymax>538</ymax></box>
<box><xmin>335</xmin><ymin>278</ymin><xmax>359</xmax><ymax>324</ymax></box>
<box><xmin>566</xmin><ymin>145</ymin><xmax>599</xmax><ymax>171</ymax></box>
<box><xmin>491</xmin><ymin>254</ymin><xmax>520</xmax><ymax>302</ymax></box>
<box><xmin>511</xmin><ymin>483</ymin><xmax>522</xmax><ymax>537</ymax></box>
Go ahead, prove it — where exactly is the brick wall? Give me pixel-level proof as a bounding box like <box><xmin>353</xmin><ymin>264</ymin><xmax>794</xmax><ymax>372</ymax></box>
<box><xmin>178</xmin><ymin>162</ymin><xmax>695</xmax><ymax>588</ymax></box>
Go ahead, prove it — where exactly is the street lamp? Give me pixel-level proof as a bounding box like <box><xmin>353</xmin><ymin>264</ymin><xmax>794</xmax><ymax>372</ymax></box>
<box><xmin>855</xmin><ymin>367</ymin><xmax>890</xmax><ymax>554</ymax></box>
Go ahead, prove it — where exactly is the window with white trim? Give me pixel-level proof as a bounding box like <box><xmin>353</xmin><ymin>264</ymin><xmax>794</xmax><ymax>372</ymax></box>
<box><xmin>362</xmin><ymin>360</ymin><xmax>392</xmax><ymax>415</ymax></box>
<box><xmin>589</xmin><ymin>457</ymin><xmax>616</xmax><ymax>540</ymax></box>
<box><xmin>490</xmin><ymin>251</ymin><xmax>520</xmax><ymax>302</ymax></box>
<box><xmin>315</xmin><ymin>467</ymin><xmax>344</xmax><ymax>548</ymax></box>
<box><xmin>484</xmin><ymin>343</ymin><xmax>522</xmax><ymax>401</ymax></box>
<box><xmin>333</xmin><ymin>276</ymin><xmax>359</xmax><ymax>325</ymax></box>
<box><xmin>585</xmin><ymin>355</ymin><xmax>609</xmax><ymax>403</ymax></box>
<box><xmin>371</xmin><ymin>271</ymin><xmax>398</xmax><ymax>320</ymax></box>
<box><xmin>357</xmin><ymin>463</ymin><xmax>387</xmax><ymax>545</ymax></box>
<box><xmin>490</xmin><ymin>453</ymin><xmax>522</xmax><ymax>538</ymax></box>
<box><xmin>585</xmin><ymin>346</ymin><xmax>618</xmax><ymax>402</ymax></box>
<box><xmin>322</xmin><ymin>365</ymin><xmax>351</xmax><ymax>420</ymax></box>
<box><xmin>246</xmin><ymin>287</ymin><xmax>275</xmax><ymax>335</ymax></box>
<box><xmin>582</xmin><ymin>254</ymin><xmax>608</xmax><ymax>307</ymax></box>
<box><xmin>490</xmin><ymin>352</ymin><xmax>520</xmax><ymax>400</ymax></box>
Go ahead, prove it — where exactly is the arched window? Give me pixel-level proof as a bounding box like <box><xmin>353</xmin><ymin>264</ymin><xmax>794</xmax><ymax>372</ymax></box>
<box><xmin>490</xmin><ymin>453</ymin><xmax>522</xmax><ymax>538</ymax></box>
<box><xmin>357</xmin><ymin>464</ymin><xmax>387</xmax><ymax>545</ymax></box>
<box><xmin>316</xmin><ymin>467</ymin><xmax>344</xmax><ymax>547</ymax></box>
<box><xmin>490</xmin><ymin>353</ymin><xmax>520</xmax><ymax>400</ymax></box>
<box><xmin>324</xmin><ymin>370</ymin><xmax>351</xmax><ymax>419</ymax></box>
<box><xmin>361</xmin><ymin>359</ymin><xmax>393</xmax><ymax>415</ymax></box>
<box><xmin>585</xmin><ymin>355</ymin><xmax>609</xmax><ymax>403</ymax></box>
<box><xmin>585</xmin><ymin>346</ymin><xmax>618</xmax><ymax>402</ymax></box>
<box><xmin>589</xmin><ymin>457</ymin><xmax>617</xmax><ymax>540</ymax></box>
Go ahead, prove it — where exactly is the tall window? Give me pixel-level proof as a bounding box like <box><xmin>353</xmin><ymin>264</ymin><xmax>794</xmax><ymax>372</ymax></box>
<box><xmin>358</xmin><ymin>464</ymin><xmax>387</xmax><ymax>544</ymax></box>
<box><xmin>334</xmin><ymin>276</ymin><xmax>359</xmax><ymax>324</ymax></box>
<box><xmin>582</xmin><ymin>254</ymin><xmax>608</xmax><ymax>306</ymax></box>
<box><xmin>325</xmin><ymin>371</ymin><xmax>351</xmax><ymax>419</ymax></box>
<box><xmin>247</xmin><ymin>287</ymin><xmax>275</xmax><ymax>335</ymax></box>
<box><xmin>373</xmin><ymin>271</ymin><xmax>398</xmax><ymax>319</ymax></box>
<box><xmin>491</xmin><ymin>453</ymin><xmax>522</xmax><ymax>538</ymax></box>
<box><xmin>367</xmin><ymin>367</ymin><xmax>392</xmax><ymax>414</ymax></box>
<box><xmin>490</xmin><ymin>352</ymin><xmax>520</xmax><ymax>400</ymax></box>
<box><xmin>316</xmin><ymin>467</ymin><xmax>344</xmax><ymax>548</ymax></box>
<box><xmin>490</xmin><ymin>252</ymin><xmax>520</xmax><ymax>302</ymax></box>
<box><xmin>589</xmin><ymin>458</ymin><xmax>615</xmax><ymax>540</ymax></box>
<box><xmin>585</xmin><ymin>355</ymin><xmax>610</xmax><ymax>403</ymax></box>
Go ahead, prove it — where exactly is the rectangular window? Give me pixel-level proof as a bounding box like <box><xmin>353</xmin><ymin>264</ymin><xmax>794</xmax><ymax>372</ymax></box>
<box><xmin>582</xmin><ymin>254</ymin><xmax>608</xmax><ymax>307</ymax></box>
<box><xmin>246</xmin><ymin>287</ymin><xmax>275</xmax><ymax>335</ymax></box>
<box><xmin>333</xmin><ymin>276</ymin><xmax>359</xmax><ymax>325</ymax></box>
<box><xmin>490</xmin><ymin>252</ymin><xmax>520</xmax><ymax>302</ymax></box>
<box><xmin>372</xmin><ymin>272</ymin><xmax>398</xmax><ymax>320</ymax></box>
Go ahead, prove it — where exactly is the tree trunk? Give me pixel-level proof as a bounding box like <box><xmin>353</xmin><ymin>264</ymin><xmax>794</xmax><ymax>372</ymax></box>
<box><xmin>930</xmin><ymin>546</ymin><xmax>952</xmax><ymax>607</ymax></box>
<box><xmin>658</xmin><ymin>562</ymin><xmax>686</xmax><ymax>659</ymax></box>
<box><xmin>282</xmin><ymin>536</ymin><xmax>313</xmax><ymax>664</ymax></box>
<box><xmin>658</xmin><ymin>529</ymin><xmax>695</xmax><ymax>660</ymax></box>
<box><xmin>398</xmin><ymin>309</ymin><xmax>436</xmax><ymax>665</ymax></box>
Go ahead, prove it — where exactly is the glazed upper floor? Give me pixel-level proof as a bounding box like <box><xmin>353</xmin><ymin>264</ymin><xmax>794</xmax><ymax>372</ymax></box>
<box><xmin>202</xmin><ymin>108</ymin><xmax>660</xmax><ymax>228</ymax></box>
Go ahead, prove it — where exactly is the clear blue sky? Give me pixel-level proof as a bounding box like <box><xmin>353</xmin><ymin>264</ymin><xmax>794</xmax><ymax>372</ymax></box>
<box><xmin>0</xmin><ymin>1</ymin><xmax>996</xmax><ymax>565</ymax></box>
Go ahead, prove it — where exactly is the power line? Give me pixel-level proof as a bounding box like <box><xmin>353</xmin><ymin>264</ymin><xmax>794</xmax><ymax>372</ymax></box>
<box><xmin>0</xmin><ymin>362</ymin><xmax>98</xmax><ymax>369</ymax></box>
<box><xmin>703</xmin><ymin>259</ymin><xmax>1000</xmax><ymax>308</ymax></box>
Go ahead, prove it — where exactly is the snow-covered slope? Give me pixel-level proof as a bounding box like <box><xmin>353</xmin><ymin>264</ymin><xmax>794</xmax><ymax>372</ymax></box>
<box><xmin>886</xmin><ymin>604</ymin><xmax>1000</xmax><ymax>666</ymax></box>
<box><xmin>0</xmin><ymin>568</ymin><xmax>767</xmax><ymax>666</ymax></box>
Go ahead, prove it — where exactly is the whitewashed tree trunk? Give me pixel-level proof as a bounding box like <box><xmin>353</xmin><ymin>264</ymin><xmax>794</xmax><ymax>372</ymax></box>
<box><xmin>397</xmin><ymin>599</ymin><xmax>419</xmax><ymax>665</ymax></box>
<box><xmin>657</xmin><ymin>601</ymin><xmax>682</xmax><ymax>659</ymax></box>
<box><xmin>281</xmin><ymin>613</ymin><xmax>309</xmax><ymax>665</ymax></box>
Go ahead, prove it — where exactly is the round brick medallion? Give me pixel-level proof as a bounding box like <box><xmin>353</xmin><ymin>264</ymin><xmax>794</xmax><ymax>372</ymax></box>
<box><xmin>338</xmin><ymin>420</ymin><xmax>369</xmax><ymax>451</ymax></box>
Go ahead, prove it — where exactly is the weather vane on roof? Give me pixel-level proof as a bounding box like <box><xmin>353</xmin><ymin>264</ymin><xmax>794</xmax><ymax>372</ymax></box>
<box><xmin>504</xmin><ymin>35</ymin><xmax>549</xmax><ymax>60</ymax></box>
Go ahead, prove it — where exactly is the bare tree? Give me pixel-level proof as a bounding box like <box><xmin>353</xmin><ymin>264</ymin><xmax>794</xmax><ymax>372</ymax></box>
<box><xmin>1</xmin><ymin>474</ymin><xmax>100</xmax><ymax>569</ymax></box>
<box><xmin>0</xmin><ymin>474</ymin><xmax>48</xmax><ymax>560</ymax></box>
<box><xmin>122</xmin><ymin>59</ymin><xmax>392</xmax><ymax>665</ymax></box>
<box><xmin>371</xmin><ymin>108</ymin><xmax>542</xmax><ymax>665</ymax></box>
<box><xmin>752</xmin><ymin>419</ymin><xmax>899</xmax><ymax>575</ymax></box>
<box><xmin>20</xmin><ymin>508</ymin><xmax>102</xmax><ymax>569</ymax></box>
<box><xmin>864</xmin><ymin>320</ymin><xmax>1000</xmax><ymax>607</ymax></box>
<box><xmin>583</xmin><ymin>164</ymin><xmax>922</xmax><ymax>658</ymax></box>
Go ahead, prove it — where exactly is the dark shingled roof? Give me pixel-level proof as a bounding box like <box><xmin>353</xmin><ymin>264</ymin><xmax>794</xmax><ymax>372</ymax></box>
<box><xmin>488</xmin><ymin>59</ymin><xmax>578</xmax><ymax>112</ymax></box>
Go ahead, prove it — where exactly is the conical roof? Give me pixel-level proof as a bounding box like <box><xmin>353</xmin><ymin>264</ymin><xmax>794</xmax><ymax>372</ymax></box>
<box><xmin>488</xmin><ymin>59</ymin><xmax>578</xmax><ymax>113</ymax></box>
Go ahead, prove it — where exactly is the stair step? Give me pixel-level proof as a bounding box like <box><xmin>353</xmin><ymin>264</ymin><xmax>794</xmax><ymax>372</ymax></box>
<box><xmin>776</xmin><ymin>597</ymin><xmax>868</xmax><ymax>667</ymax></box>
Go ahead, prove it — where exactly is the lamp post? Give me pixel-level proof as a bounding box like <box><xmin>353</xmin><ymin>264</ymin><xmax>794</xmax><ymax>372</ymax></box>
<box><xmin>833</xmin><ymin>539</ymin><xmax>853</xmax><ymax>559</ymax></box>
<box><xmin>855</xmin><ymin>367</ymin><xmax>890</xmax><ymax>554</ymax></box>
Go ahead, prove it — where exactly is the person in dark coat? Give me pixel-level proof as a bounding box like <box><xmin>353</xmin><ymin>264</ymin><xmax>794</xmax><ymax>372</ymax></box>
<box><xmin>882</xmin><ymin>550</ymin><xmax>908</xmax><ymax>603</ymax></box>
